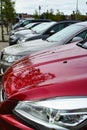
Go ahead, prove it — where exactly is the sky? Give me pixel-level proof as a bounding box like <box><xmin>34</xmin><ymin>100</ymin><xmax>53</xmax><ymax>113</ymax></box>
<box><xmin>13</xmin><ymin>0</ymin><xmax>87</xmax><ymax>15</ymax></box>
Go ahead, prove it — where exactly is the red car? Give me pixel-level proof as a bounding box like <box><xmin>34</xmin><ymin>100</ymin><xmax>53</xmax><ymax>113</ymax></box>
<box><xmin>0</xmin><ymin>41</ymin><xmax>87</xmax><ymax>130</ymax></box>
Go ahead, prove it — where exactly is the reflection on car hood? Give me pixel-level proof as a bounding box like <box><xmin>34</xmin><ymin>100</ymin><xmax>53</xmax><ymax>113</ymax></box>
<box><xmin>24</xmin><ymin>33</ymin><xmax>39</xmax><ymax>38</ymax></box>
<box><xmin>3</xmin><ymin>42</ymin><xmax>87</xmax><ymax>99</ymax></box>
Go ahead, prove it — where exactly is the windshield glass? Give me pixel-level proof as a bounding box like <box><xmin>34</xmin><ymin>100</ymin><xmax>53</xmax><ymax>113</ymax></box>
<box><xmin>25</xmin><ymin>23</ymin><xmax>37</xmax><ymax>28</ymax></box>
<box><xmin>23</xmin><ymin>20</ymin><xmax>31</xmax><ymax>26</ymax></box>
<box><xmin>31</xmin><ymin>22</ymin><xmax>56</xmax><ymax>34</ymax></box>
<box><xmin>47</xmin><ymin>24</ymin><xmax>84</xmax><ymax>42</ymax></box>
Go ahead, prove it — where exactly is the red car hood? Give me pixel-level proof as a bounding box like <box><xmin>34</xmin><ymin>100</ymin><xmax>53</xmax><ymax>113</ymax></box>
<box><xmin>2</xmin><ymin>42</ymin><xmax>87</xmax><ymax>99</ymax></box>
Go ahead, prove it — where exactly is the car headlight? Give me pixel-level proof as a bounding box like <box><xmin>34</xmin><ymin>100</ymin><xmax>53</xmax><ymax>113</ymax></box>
<box><xmin>13</xmin><ymin>97</ymin><xmax>87</xmax><ymax>130</ymax></box>
<box><xmin>2</xmin><ymin>54</ymin><xmax>22</xmax><ymax>63</ymax></box>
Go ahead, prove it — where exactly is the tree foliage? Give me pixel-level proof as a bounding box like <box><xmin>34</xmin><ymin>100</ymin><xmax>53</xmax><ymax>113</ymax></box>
<box><xmin>33</xmin><ymin>9</ymin><xmax>67</xmax><ymax>21</ymax></box>
<box><xmin>33</xmin><ymin>8</ymin><xmax>87</xmax><ymax>21</ymax></box>
<box><xmin>2</xmin><ymin>0</ymin><xmax>16</xmax><ymax>25</ymax></box>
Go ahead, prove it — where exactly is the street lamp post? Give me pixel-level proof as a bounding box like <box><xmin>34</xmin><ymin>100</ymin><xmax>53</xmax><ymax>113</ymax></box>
<box><xmin>39</xmin><ymin>5</ymin><xmax>41</xmax><ymax>16</ymax></box>
<box><xmin>76</xmin><ymin>0</ymin><xmax>78</xmax><ymax>20</ymax></box>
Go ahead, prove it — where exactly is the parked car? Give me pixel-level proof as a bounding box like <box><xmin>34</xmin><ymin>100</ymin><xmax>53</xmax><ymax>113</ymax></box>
<box><xmin>0</xmin><ymin>41</ymin><xmax>87</xmax><ymax>130</ymax></box>
<box><xmin>0</xmin><ymin>21</ymin><xmax>87</xmax><ymax>77</ymax></box>
<box><xmin>9</xmin><ymin>22</ymin><xmax>42</xmax><ymax>36</ymax></box>
<box><xmin>9</xmin><ymin>20</ymin><xmax>78</xmax><ymax>45</ymax></box>
<box><xmin>18</xmin><ymin>20</ymin><xmax>78</xmax><ymax>43</ymax></box>
<box><xmin>9</xmin><ymin>21</ymin><xmax>56</xmax><ymax>45</ymax></box>
<box><xmin>12</xmin><ymin>18</ymin><xmax>52</xmax><ymax>30</ymax></box>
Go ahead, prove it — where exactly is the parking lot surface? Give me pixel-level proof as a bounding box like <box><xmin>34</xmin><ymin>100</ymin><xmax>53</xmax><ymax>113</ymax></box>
<box><xmin>0</xmin><ymin>42</ymin><xmax>9</xmax><ymax>52</ymax></box>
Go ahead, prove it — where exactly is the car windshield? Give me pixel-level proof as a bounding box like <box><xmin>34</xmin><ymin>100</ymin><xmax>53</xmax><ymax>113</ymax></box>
<box><xmin>22</xmin><ymin>20</ymin><xmax>32</xmax><ymax>26</ymax></box>
<box><xmin>47</xmin><ymin>24</ymin><xmax>84</xmax><ymax>42</ymax></box>
<box><xmin>25</xmin><ymin>23</ymin><xmax>38</xmax><ymax>29</ymax></box>
<box><xmin>31</xmin><ymin>22</ymin><xmax>56</xmax><ymax>34</ymax></box>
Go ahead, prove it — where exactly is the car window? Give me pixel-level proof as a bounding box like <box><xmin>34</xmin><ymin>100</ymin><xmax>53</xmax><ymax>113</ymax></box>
<box><xmin>23</xmin><ymin>20</ymin><xmax>31</xmax><ymax>26</ymax></box>
<box><xmin>57</xmin><ymin>22</ymin><xmax>75</xmax><ymax>31</ymax></box>
<box><xmin>45</xmin><ymin>24</ymin><xmax>62</xmax><ymax>34</ymax></box>
<box><xmin>45</xmin><ymin>22</ymin><xmax>77</xmax><ymax>35</ymax></box>
<box><xmin>47</xmin><ymin>24</ymin><xmax>85</xmax><ymax>42</ymax></box>
<box><xmin>52</xmin><ymin>23</ymin><xmax>65</xmax><ymax>32</ymax></box>
<box><xmin>53</xmin><ymin>22</ymin><xmax>77</xmax><ymax>32</ymax></box>
<box><xmin>46</xmin><ymin>23</ymin><xmax>66</xmax><ymax>35</ymax></box>
<box><xmin>65</xmin><ymin>22</ymin><xmax>76</xmax><ymax>26</ymax></box>
<box><xmin>76</xmin><ymin>30</ymin><xmax>87</xmax><ymax>40</ymax></box>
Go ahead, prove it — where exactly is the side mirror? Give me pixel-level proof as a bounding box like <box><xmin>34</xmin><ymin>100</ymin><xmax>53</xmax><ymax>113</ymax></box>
<box><xmin>50</xmin><ymin>30</ymin><xmax>55</xmax><ymax>35</ymax></box>
<box><xmin>82</xmin><ymin>42</ymin><xmax>87</xmax><ymax>49</ymax></box>
<box><xmin>71</xmin><ymin>37</ymin><xmax>83</xmax><ymax>42</ymax></box>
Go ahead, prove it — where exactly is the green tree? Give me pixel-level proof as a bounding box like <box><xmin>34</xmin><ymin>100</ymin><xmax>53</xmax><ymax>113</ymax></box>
<box><xmin>33</xmin><ymin>10</ymin><xmax>39</xmax><ymax>19</ymax></box>
<box><xmin>71</xmin><ymin>10</ymin><xmax>86</xmax><ymax>21</ymax></box>
<box><xmin>2</xmin><ymin>0</ymin><xmax>16</xmax><ymax>32</ymax></box>
<box><xmin>54</xmin><ymin>10</ymin><xmax>65</xmax><ymax>21</ymax></box>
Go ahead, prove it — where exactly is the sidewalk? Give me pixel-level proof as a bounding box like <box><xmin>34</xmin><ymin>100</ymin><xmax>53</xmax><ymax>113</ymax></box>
<box><xmin>0</xmin><ymin>25</ymin><xmax>9</xmax><ymax>42</ymax></box>
<box><xmin>0</xmin><ymin>26</ymin><xmax>9</xmax><ymax>52</ymax></box>
<box><xmin>0</xmin><ymin>42</ymin><xmax>9</xmax><ymax>52</ymax></box>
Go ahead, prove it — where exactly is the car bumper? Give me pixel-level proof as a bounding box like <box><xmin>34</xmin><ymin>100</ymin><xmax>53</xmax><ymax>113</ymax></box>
<box><xmin>0</xmin><ymin>114</ymin><xmax>34</xmax><ymax>130</ymax></box>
